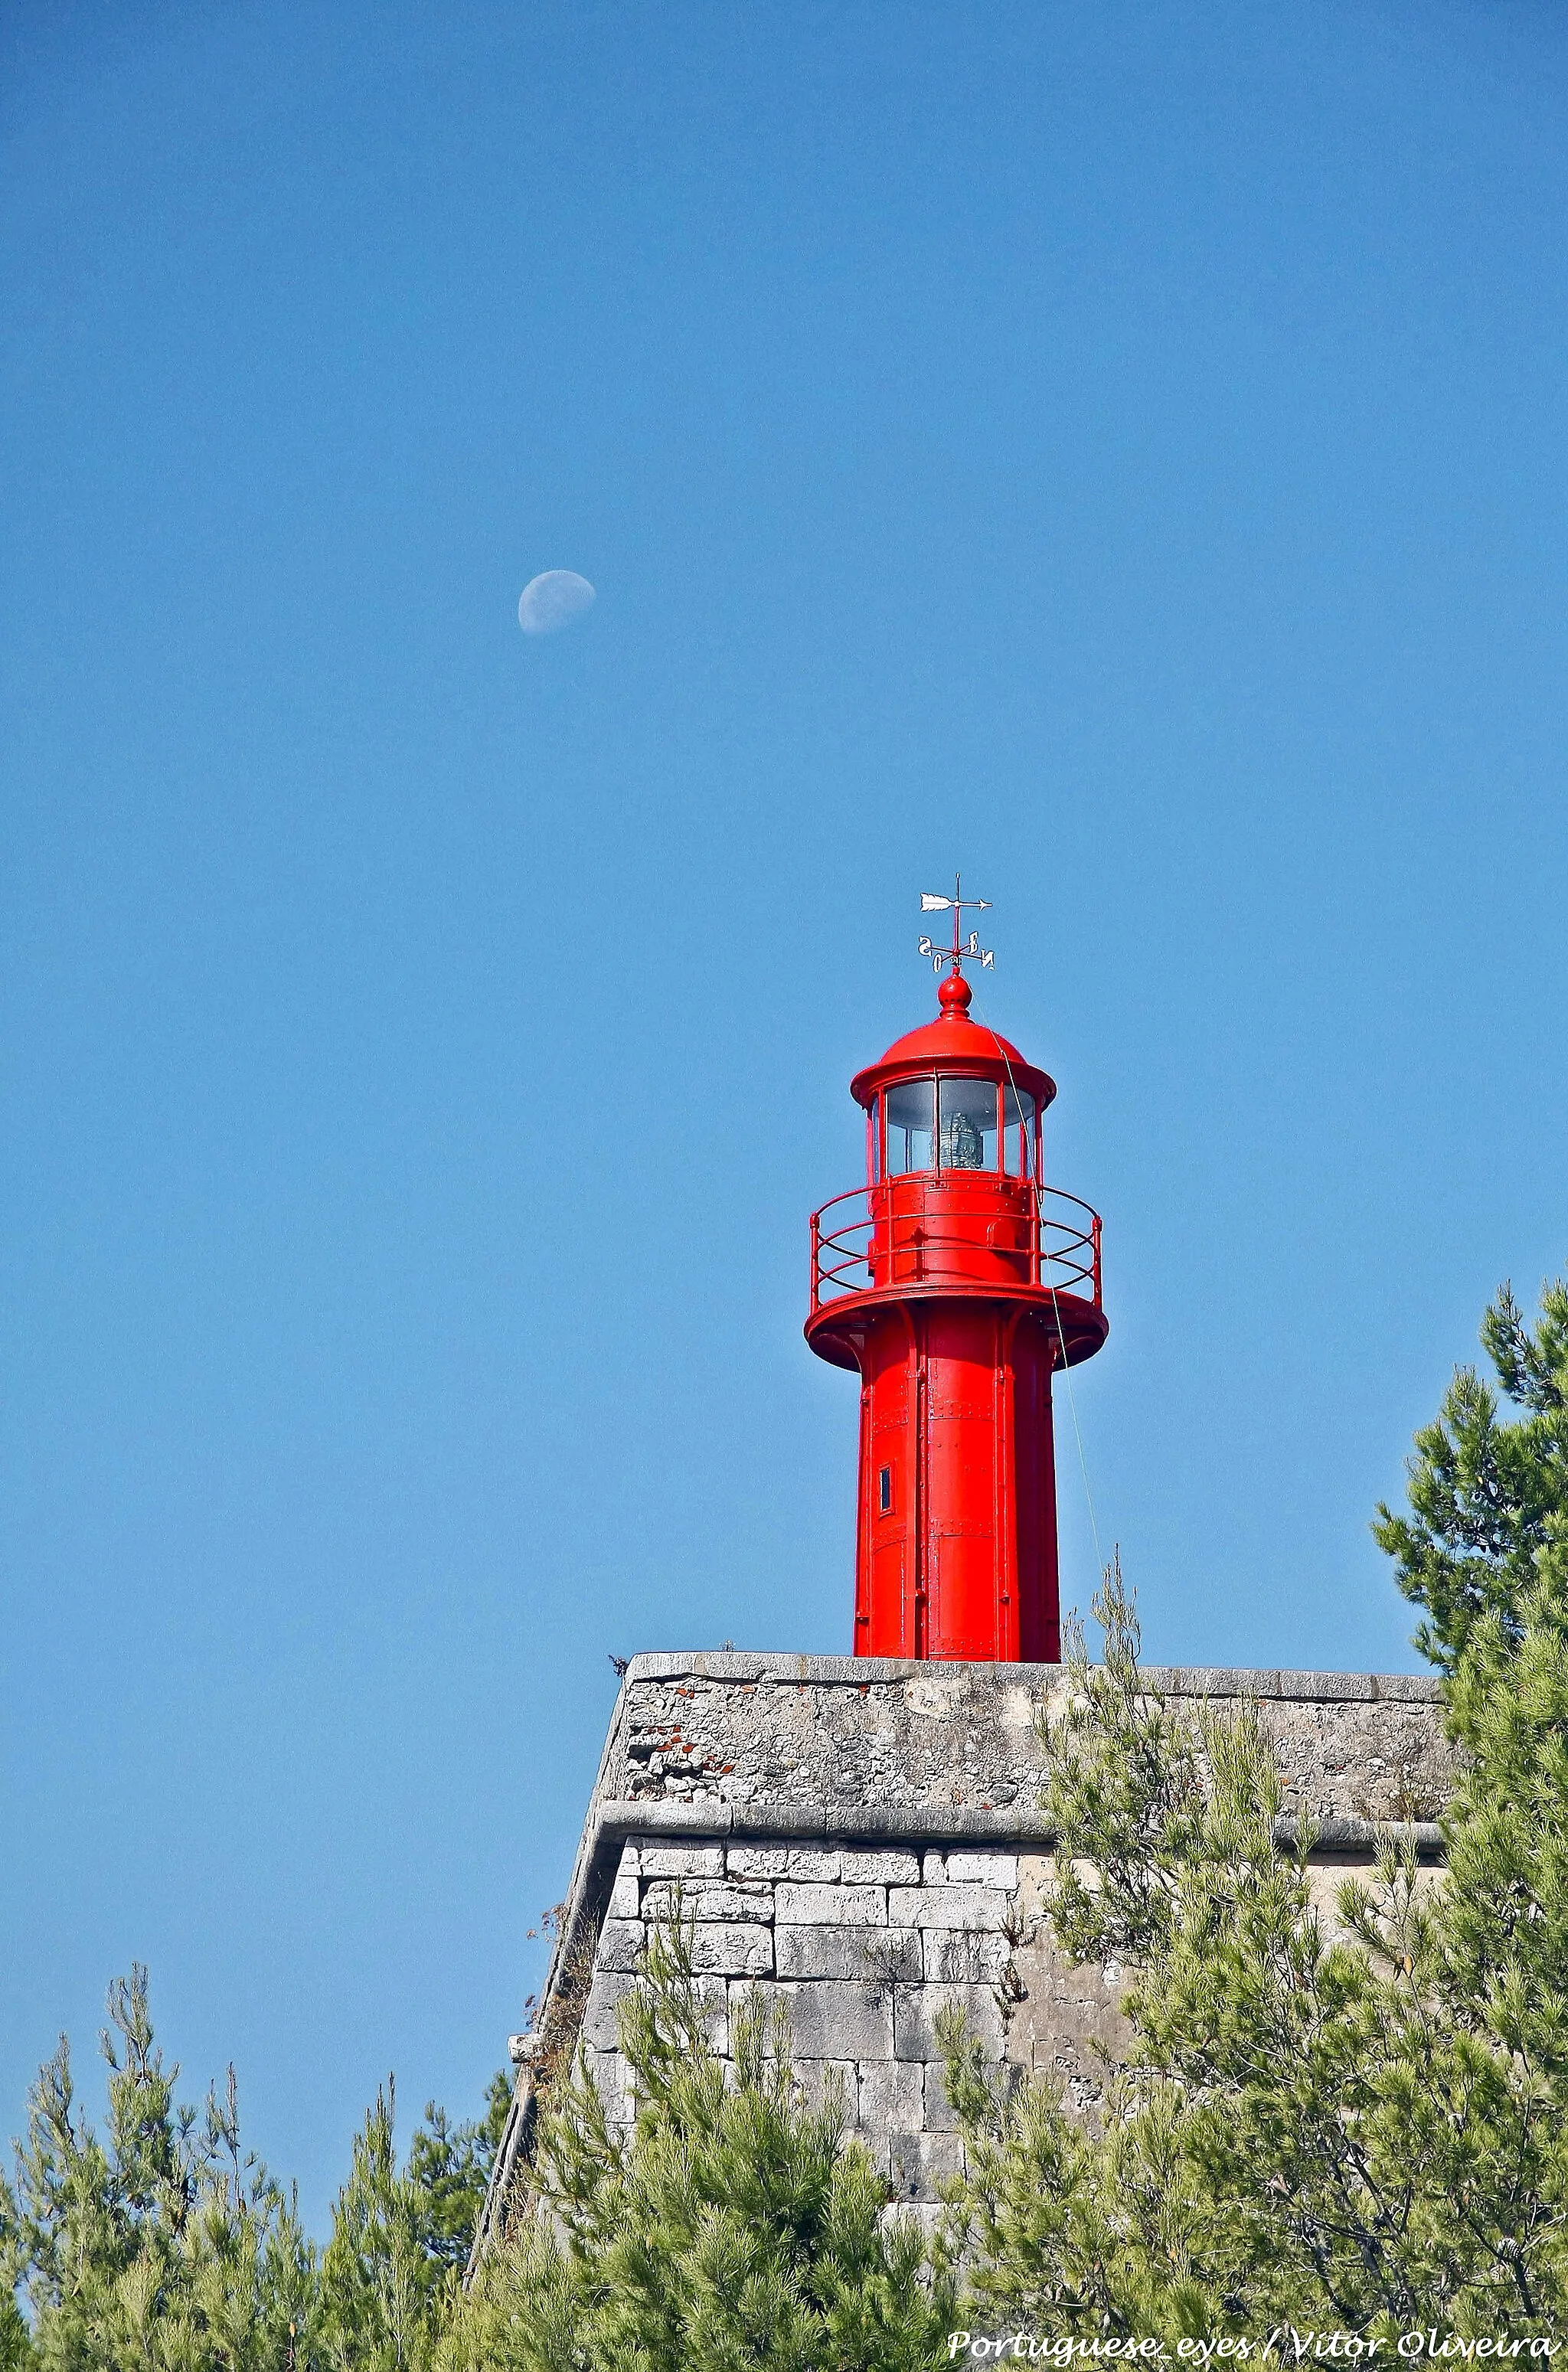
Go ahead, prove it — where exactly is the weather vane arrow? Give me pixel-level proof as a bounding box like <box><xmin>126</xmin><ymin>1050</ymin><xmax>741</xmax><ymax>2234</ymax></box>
<box><xmin>916</xmin><ymin>875</ymin><xmax>994</xmax><ymax>974</ymax></box>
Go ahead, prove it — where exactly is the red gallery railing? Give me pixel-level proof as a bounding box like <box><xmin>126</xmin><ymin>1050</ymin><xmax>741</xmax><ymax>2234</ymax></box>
<box><xmin>808</xmin><ymin>1183</ymin><xmax>1102</xmax><ymax>1315</ymax></box>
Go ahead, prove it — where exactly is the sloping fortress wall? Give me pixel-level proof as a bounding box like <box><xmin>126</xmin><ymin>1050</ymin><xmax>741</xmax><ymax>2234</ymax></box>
<box><xmin>476</xmin><ymin>1652</ymin><xmax>1453</xmax><ymax>2249</ymax></box>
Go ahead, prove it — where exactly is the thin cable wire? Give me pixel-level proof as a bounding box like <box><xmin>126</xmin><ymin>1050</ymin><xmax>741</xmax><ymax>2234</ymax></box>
<box><xmin>966</xmin><ymin>978</ymin><xmax>1106</xmax><ymax>1579</ymax></box>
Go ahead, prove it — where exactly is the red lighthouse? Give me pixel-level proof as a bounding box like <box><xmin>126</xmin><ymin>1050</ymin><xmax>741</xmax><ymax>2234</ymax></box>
<box><xmin>805</xmin><ymin>892</ymin><xmax>1107</xmax><ymax>1663</ymax></box>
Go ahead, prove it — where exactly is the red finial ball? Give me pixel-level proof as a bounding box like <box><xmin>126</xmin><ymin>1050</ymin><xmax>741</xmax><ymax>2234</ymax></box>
<box><xmin>938</xmin><ymin>969</ymin><xmax>973</xmax><ymax>1019</ymax></box>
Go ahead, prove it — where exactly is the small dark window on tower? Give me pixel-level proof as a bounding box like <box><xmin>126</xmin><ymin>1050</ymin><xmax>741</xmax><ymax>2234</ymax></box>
<box><xmin>878</xmin><ymin>1465</ymin><xmax>892</xmax><ymax>1514</ymax></box>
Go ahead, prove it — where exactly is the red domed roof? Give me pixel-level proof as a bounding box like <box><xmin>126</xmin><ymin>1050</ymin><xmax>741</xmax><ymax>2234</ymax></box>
<box><xmin>849</xmin><ymin>970</ymin><xmax>1056</xmax><ymax>1109</ymax></box>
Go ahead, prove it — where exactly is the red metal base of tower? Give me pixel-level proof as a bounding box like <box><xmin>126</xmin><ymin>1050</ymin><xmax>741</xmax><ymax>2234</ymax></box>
<box><xmin>805</xmin><ymin>965</ymin><xmax>1107</xmax><ymax>1664</ymax></box>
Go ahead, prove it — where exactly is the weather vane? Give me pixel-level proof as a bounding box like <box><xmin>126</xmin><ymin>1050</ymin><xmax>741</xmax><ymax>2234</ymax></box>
<box><xmin>916</xmin><ymin>875</ymin><xmax>994</xmax><ymax>975</ymax></box>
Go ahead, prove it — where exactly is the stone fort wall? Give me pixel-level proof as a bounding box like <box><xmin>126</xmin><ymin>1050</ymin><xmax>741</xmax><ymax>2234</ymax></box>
<box><xmin>475</xmin><ymin>1652</ymin><xmax>1452</xmax><ymax>2249</ymax></box>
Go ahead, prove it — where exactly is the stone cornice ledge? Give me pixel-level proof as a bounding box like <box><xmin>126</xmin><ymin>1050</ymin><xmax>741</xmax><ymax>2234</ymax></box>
<box><xmin>593</xmin><ymin>1797</ymin><xmax>1445</xmax><ymax>1857</ymax></box>
<box><xmin>622</xmin><ymin>1652</ymin><xmax>1441</xmax><ymax>1702</ymax></box>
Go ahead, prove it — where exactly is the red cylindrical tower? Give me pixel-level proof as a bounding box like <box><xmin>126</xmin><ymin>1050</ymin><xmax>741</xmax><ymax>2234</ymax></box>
<box><xmin>805</xmin><ymin>957</ymin><xmax>1107</xmax><ymax>1663</ymax></box>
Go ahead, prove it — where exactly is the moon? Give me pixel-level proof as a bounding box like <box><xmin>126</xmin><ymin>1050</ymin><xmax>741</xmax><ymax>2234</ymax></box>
<box><xmin>518</xmin><ymin>570</ymin><xmax>596</xmax><ymax>635</ymax></box>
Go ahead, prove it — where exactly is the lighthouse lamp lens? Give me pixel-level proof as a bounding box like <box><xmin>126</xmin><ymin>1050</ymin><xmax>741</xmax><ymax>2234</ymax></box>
<box><xmin>937</xmin><ymin>1078</ymin><xmax>1000</xmax><ymax>1171</ymax></box>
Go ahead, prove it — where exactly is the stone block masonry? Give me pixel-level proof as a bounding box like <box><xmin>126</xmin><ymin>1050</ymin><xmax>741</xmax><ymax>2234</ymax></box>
<box><xmin>475</xmin><ymin>1652</ymin><xmax>1452</xmax><ymax>2255</ymax></box>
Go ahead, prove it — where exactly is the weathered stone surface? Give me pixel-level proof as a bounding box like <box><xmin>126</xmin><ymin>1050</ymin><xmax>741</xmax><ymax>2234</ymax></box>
<box><xmin>604</xmin><ymin>1653</ymin><xmax>1447</xmax><ymax>1823</ymax></box>
<box><xmin>889</xmin><ymin>1884</ymin><xmax>1009</xmax><ymax>1930</ymax></box>
<box><xmin>923</xmin><ymin>2060</ymin><xmax>962</xmax><ymax>2130</ymax></box>
<box><xmin>1277</xmin><ymin>1671</ymin><xmax>1375</xmax><ymax>1702</ymax></box>
<box><xmin>641</xmin><ymin>1879</ymin><xmax>773</xmax><ymax>1923</ymax></box>
<box><xmin>775</xmin><ymin>1925</ymin><xmax>922</xmax><ymax>1983</ymax></box>
<box><xmin>583</xmin><ymin>2045</ymin><xmax>635</xmax><ymax>2125</ymax></box>
<box><xmin>724</xmin><ymin>1844</ymin><xmax>795</xmax><ymax>1879</ymax></box>
<box><xmin>920</xmin><ymin>2133</ymin><xmax>966</xmax><ymax>2188</ymax></box>
<box><xmin>940</xmin><ymin>1851</ymin><xmax>1019</xmax><ymax>1888</ymax></box>
<box><xmin>923</xmin><ymin>1927</ymin><xmax>1013</xmax><ymax>1985</ymax></box>
<box><xmin>776</xmin><ymin>1881</ymin><xmax>887</xmax><ymax>1927</ymax></box>
<box><xmin>728</xmin><ymin>1845</ymin><xmax>840</xmax><ymax>1880</ymax></box>
<box><xmin>596</xmin><ymin>1918</ymin><xmax>648</xmax><ymax>1973</ymax></box>
<box><xmin>895</xmin><ymin>1982</ymin><xmax>1004</xmax><ymax>2063</ymax></box>
<box><xmin>887</xmin><ymin>2131</ymin><xmax>966</xmax><ymax>2199</ymax></box>
<box><xmin>638</xmin><ymin>1844</ymin><xmax>725</xmax><ymax>1878</ymax></box>
<box><xmin>1002</xmin><ymin>1903</ymin><xmax>1131</xmax><ymax>2115</ymax></box>
<box><xmin>606</xmin><ymin>1848</ymin><xmax>640</xmax><ymax>1919</ymax></box>
<box><xmin>790</xmin><ymin>2058</ymin><xmax>858</xmax><ymax>2117</ymax></box>
<box><xmin>838</xmin><ymin>1848</ymin><xmax>923</xmax><ymax>1885</ymax></box>
<box><xmin>887</xmin><ymin>2132</ymin><xmax>924</xmax><ymax>2200</ymax></box>
<box><xmin>580</xmin><ymin>1972</ymin><xmax>637</xmax><ymax>2052</ymax></box>
<box><xmin>1374</xmin><ymin>1672</ymin><xmax>1439</xmax><ymax>1702</ymax></box>
<box><xmin>776</xmin><ymin>1981</ymin><xmax>894</xmax><ymax>2061</ymax></box>
<box><xmin>857</xmin><ymin>2058</ymin><xmax>925</xmax><ymax>2132</ymax></box>
<box><xmin>688</xmin><ymin>1922</ymin><xmax>773</xmax><ymax>1977</ymax></box>
<box><xmin>591</xmin><ymin>1970</ymin><xmax>727</xmax><ymax>2056</ymax></box>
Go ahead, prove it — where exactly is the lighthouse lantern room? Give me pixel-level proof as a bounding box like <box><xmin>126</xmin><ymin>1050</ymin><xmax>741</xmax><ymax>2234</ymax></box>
<box><xmin>805</xmin><ymin>890</ymin><xmax>1107</xmax><ymax>1663</ymax></box>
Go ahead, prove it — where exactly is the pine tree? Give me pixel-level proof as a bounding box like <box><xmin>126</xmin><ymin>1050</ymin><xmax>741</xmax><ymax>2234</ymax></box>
<box><xmin>403</xmin><ymin>2076</ymin><xmax>511</xmax><ymax>2283</ymax></box>
<box><xmin>1374</xmin><ymin>1277</ymin><xmax>1568</xmax><ymax>1672</ymax></box>
<box><xmin>319</xmin><ymin>2083</ymin><xmax>444</xmax><ymax>2372</ymax></box>
<box><xmin>2</xmin><ymin>1965</ymin><xmax>318</xmax><ymax>2370</ymax></box>
<box><xmin>448</xmin><ymin>1919</ymin><xmax>958</xmax><ymax>2372</ymax></box>
<box><xmin>3</xmin><ymin>1971</ymin><xmax>508</xmax><ymax>2372</ymax></box>
<box><xmin>316</xmin><ymin>2070</ymin><xmax>508</xmax><ymax>2371</ymax></box>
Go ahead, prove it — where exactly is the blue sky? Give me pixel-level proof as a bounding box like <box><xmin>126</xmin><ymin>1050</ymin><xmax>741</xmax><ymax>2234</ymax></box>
<box><xmin>3</xmin><ymin>0</ymin><xmax>1565</xmax><ymax>2229</ymax></box>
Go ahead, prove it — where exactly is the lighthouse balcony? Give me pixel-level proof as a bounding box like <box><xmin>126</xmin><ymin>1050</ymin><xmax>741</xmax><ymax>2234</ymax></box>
<box><xmin>808</xmin><ymin>1179</ymin><xmax>1103</xmax><ymax>1315</ymax></box>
